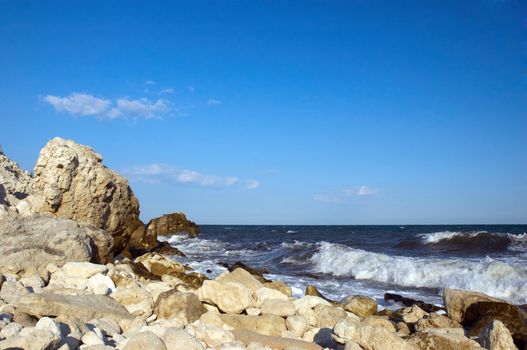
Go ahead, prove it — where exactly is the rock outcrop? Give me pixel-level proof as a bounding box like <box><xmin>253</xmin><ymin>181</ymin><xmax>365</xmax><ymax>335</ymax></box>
<box><xmin>145</xmin><ymin>212</ymin><xmax>199</xmax><ymax>238</ymax></box>
<box><xmin>32</xmin><ymin>137</ymin><xmax>143</xmax><ymax>256</ymax></box>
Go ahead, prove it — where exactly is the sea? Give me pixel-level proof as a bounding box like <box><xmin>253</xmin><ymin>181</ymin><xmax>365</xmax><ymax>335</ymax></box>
<box><xmin>159</xmin><ymin>225</ymin><xmax>527</xmax><ymax>308</ymax></box>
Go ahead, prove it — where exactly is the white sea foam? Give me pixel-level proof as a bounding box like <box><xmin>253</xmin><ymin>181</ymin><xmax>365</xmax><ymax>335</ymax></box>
<box><xmin>280</xmin><ymin>240</ymin><xmax>314</xmax><ymax>249</ymax></box>
<box><xmin>310</xmin><ymin>241</ymin><xmax>527</xmax><ymax>304</ymax></box>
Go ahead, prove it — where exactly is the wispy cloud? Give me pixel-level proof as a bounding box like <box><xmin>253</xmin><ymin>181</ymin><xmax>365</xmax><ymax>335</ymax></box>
<box><xmin>123</xmin><ymin>163</ymin><xmax>260</xmax><ymax>190</ymax></box>
<box><xmin>145</xmin><ymin>80</ymin><xmax>156</xmax><ymax>85</ymax></box>
<box><xmin>207</xmin><ymin>99</ymin><xmax>222</xmax><ymax>105</ymax></box>
<box><xmin>314</xmin><ymin>186</ymin><xmax>379</xmax><ymax>204</ymax></box>
<box><xmin>158</xmin><ymin>88</ymin><xmax>175</xmax><ymax>95</ymax></box>
<box><xmin>43</xmin><ymin>93</ymin><xmax>171</xmax><ymax>120</ymax></box>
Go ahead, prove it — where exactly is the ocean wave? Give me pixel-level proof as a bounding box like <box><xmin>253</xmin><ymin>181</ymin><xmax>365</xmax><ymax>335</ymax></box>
<box><xmin>280</xmin><ymin>240</ymin><xmax>315</xmax><ymax>249</ymax></box>
<box><xmin>310</xmin><ymin>241</ymin><xmax>527</xmax><ymax>304</ymax></box>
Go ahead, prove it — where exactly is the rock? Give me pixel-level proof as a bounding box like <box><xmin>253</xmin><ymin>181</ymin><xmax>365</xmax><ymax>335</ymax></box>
<box><xmin>87</xmin><ymin>273</ymin><xmax>116</xmax><ymax>295</ymax></box>
<box><xmin>199</xmin><ymin>311</ymin><xmax>225</xmax><ymax>328</ymax></box>
<box><xmin>344</xmin><ymin>341</ymin><xmax>364</xmax><ymax>350</ymax></box>
<box><xmin>305</xmin><ymin>285</ymin><xmax>335</xmax><ymax>304</ymax></box>
<box><xmin>33</xmin><ymin>137</ymin><xmax>143</xmax><ymax>257</ymax></box>
<box><xmin>0</xmin><ymin>322</ymin><xmax>22</xmax><ymax>338</ymax></box>
<box><xmin>190</xmin><ymin>322</ymin><xmax>235</xmax><ymax>348</ymax></box>
<box><xmin>341</xmin><ymin>295</ymin><xmax>378</xmax><ymax>317</ymax></box>
<box><xmin>246</xmin><ymin>308</ymin><xmax>262</xmax><ymax>316</ymax></box>
<box><xmin>19</xmin><ymin>274</ymin><xmax>45</xmax><ymax>292</ymax></box>
<box><xmin>408</xmin><ymin>328</ymin><xmax>484</xmax><ymax>349</ymax></box>
<box><xmin>143</xmin><ymin>281</ymin><xmax>172</xmax><ymax>302</ymax></box>
<box><xmin>220</xmin><ymin>314</ymin><xmax>287</xmax><ymax>337</ymax></box>
<box><xmin>384</xmin><ymin>293</ymin><xmax>444</xmax><ymax>313</ymax></box>
<box><xmin>400</xmin><ymin>305</ymin><xmax>428</xmax><ymax>323</ymax></box>
<box><xmin>146</xmin><ymin>212</ymin><xmax>199</xmax><ymax>238</ymax></box>
<box><xmin>264</xmin><ymin>280</ymin><xmax>292</xmax><ymax>297</ymax></box>
<box><xmin>255</xmin><ymin>287</ymin><xmax>288</xmax><ymax>306</ymax></box>
<box><xmin>198</xmin><ymin>280</ymin><xmax>253</xmax><ymax>314</ymax></box>
<box><xmin>260</xmin><ymin>299</ymin><xmax>296</xmax><ymax>317</ymax></box>
<box><xmin>162</xmin><ymin>328</ymin><xmax>204</xmax><ymax>350</ymax></box>
<box><xmin>217</xmin><ymin>268</ymin><xmax>264</xmax><ymax>293</ymax></box>
<box><xmin>81</xmin><ymin>331</ymin><xmax>105</xmax><ymax>346</ymax></box>
<box><xmin>13</xmin><ymin>311</ymin><xmax>38</xmax><ymax>327</ymax></box>
<box><xmin>62</xmin><ymin>262</ymin><xmax>108</xmax><ymax>278</ymax></box>
<box><xmin>478</xmin><ymin>320</ymin><xmax>517</xmax><ymax>350</ymax></box>
<box><xmin>443</xmin><ymin>288</ymin><xmax>500</xmax><ymax>323</ymax></box>
<box><xmin>124</xmin><ymin>331</ymin><xmax>167</xmax><ymax>350</ymax></box>
<box><xmin>313</xmin><ymin>304</ymin><xmax>347</xmax><ymax>328</ymax></box>
<box><xmin>414</xmin><ymin>313</ymin><xmax>462</xmax><ymax>332</ymax></box>
<box><xmin>110</xmin><ymin>286</ymin><xmax>153</xmax><ymax>319</ymax></box>
<box><xmin>0</xmin><ymin>280</ymin><xmax>30</xmax><ymax>304</ymax></box>
<box><xmin>35</xmin><ymin>317</ymin><xmax>62</xmax><ymax>337</ymax></box>
<box><xmin>0</xmin><ymin>214</ymin><xmax>105</xmax><ymax>276</ymax></box>
<box><xmin>0</xmin><ymin>329</ymin><xmax>60</xmax><ymax>350</ymax></box>
<box><xmin>232</xmin><ymin>330</ymin><xmax>323</xmax><ymax>350</ymax></box>
<box><xmin>333</xmin><ymin>317</ymin><xmax>415</xmax><ymax>350</ymax></box>
<box><xmin>362</xmin><ymin>316</ymin><xmax>396</xmax><ymax>333</ymax></box>
<box><xmin>294</xmin><ymin>296</ymin><xmax>331</xmax><ymax>311</ymax></box>
<box><xmin>154</xmin><ymin>290</ymin><xmax>206</xmax><ymax>324</ymax></box>
<box><xmin>16</xmin><ymin>293</ymin><xmax>133</xmax><ymax>326</ymax></box>
<box><xmin>286</xmin><ymin>315</ymin><xmax>308</xmax><ymax>337</ymax></box>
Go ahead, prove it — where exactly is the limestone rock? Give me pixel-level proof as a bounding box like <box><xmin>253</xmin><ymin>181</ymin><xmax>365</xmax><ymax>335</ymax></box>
<box><xmin>146</xmin><ymin>212</ymin><xmax>199</xmax><ymax>238</ymax></box>
<box><xmin>333</xmin><ymin>317</ymin><xmax>416</xmax><ymax>350</ymax></box>
<box><xmin>189</xmin><ymin>321</ymin><xmax>235</xmax><ymax>348</ymax></box>
<box><xmin>62</xmin><ymin>262</ymin><xmax>108</xmax><ymax>278</ymax></box>
<box><xmin>87</xmin><ymin>273</ymin><xmax>115</xmax><ymax>295</ymax></box>
<box><xmin>361</xmin><ymin>316</ymin><xmax>396</xmax><ymax>333</ymax></box>
<box><xmin>313</xmin><ymin>304</ymin><xmax>347</xmax><ymax>328</ymax></box>
<box><xmin>0</xmin><ymin>329</ymin><xmax>60</xmax><ymax>350</ymax></box>
<box><xmin>33</xmin><ymin>137</ymin><xmax>143</xmax><ymax>256</ymax></box>
<box><xmin>162</xmin><ymin>328</ymin><xmax>204</xmax><ymax>350</ymax></box>
<box><xmin>443</xmin><ymin>288</ymin><xmax>500</xmax><ymax>323</ymax></box>
<box><xmin>263</xmin><ymin>280</ymin><xmax>292</xmax><ymax>297</ymax></box>
<box><xmin>341</xmin><ymin>295</ymin><xmax>378</xmax><ymax>318</ymax></box>
<box><xmin>16</xmin><ymin>293</ymin><xmax>133</xmax><ymax>326</ymax></box>
<box><xmin>478</xmin><ymin>320</ymin><xmax>517</xmax><ymax>350</ymax></box>
<box><xmin>0</xmin><ymin>322</ymin><xmax>22</xmax><ymax>338</ymax></box>
<box><xmin>400</xmin><ymin>305</ymin><xmax>427</xmax><ymax>323</ymax></box>
<box><xmin>198</xmin><ymin>280</ymin><xmax>253</xmax><ymax>314</ymax></box>
<box><xmin>294</xmin><ymin>296</ymin><xmax>331</xmax><ymax>311</ymax></box>
<box><xmin>220</xmin><ymin>314</ymin><xmax>287</xmax><ymax>337</ymax></box>
<box><xmin>217</xmin><ymin>268</ymin><xmax>264</xmax><ymax>293</ymax></box>
<box><xmin>414</xmin><ymin>313</ymin><xmax>462</xmax><ymax>332</ymax></box>
<box><xmin>154</xmin><ymin>290</ymin><xmax>206</xmax><ymax>324</ymax></box>
<box><xmin>110</xmin><ymin>286</ymin><xmax>153</xmax><ymax>319</ymax></box>
<box><xmin>124</xmin><ymin>331</ymin><xmax>167</xmax><ymax>350</ymax></box>
<box><xmin>0</xmin><ymin>214</ymin><xmax>105</xmax><ymax>276</ymax></box>
<box><xmin>286</xmin><ymin>315</ymin><xmax>308</xmax><ymax>338</ymax></box>
<box><xmin>260</xmin><ymin>299</ymin><xmax>296</xmax><ymax>317</ymax></box>
<box><xmin>0</xmin><ymin>280</ymin><xmax>30</xmax><ymax>304</ymax></box>
<box><xmin>232</xmin><ymin>329</ymin><xmax>323</xmax><ymax>350</ymax></box>
<box><xmin>408</xmin><ymin>328</ymin><xmax>484</xmax><ymax>350</ymax></box>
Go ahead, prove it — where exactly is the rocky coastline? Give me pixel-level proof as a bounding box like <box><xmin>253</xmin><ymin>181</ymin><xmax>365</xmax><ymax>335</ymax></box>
<box><xmin>0</xmin><ymin>138</ymin><xmax>525</xmax><ymax>350</ymax></box>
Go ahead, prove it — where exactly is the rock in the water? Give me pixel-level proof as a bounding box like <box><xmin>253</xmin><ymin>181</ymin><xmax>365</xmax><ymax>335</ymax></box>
<box><xmin>408</xmin><ymin>328</ymin><xmax>484</xmax><ymax>350</ymax></box>
<box><xmin>232</xmin><ymin>330</ymin><xmax>323</xmax><ymax>350</ymax></box>
<box><xmin>478</xmin><ymin>319</ymin><xmax>517</xmax><ymax>350</ymax></box>
<box><xmin>16</xmin><ymin>293</ymin><xmax>133</xmax><ymax>326</ymax></box>
<box><xmin>124</xmin><ymin>331</ymin><xmax>167</xmax><ymax>350</ymax></box>
<box><xmin>341</xmin><ymin>295</ymin><xmax>378</xmax><ymax>317</ymax></box>
<box><xmin>198</xmin><ymin>280</ymin><xmax>253</xmax><ymax>314</ymax></box>
<box><xmin>33</xmin><ymin>137</ymin><xmax>143</xmax><ymax>257</ymax></box>
<box><xmin>306</xmin><ymin>285</ymin><xmax>335</xmax><ymax>304</ymax></box>
<box><xmin>0</xmin><ymin>214</ymin><xmax>105</xmax><ymax>276</ymax></box>
<box><xmin>145</xmin><ymin>212</ymin><xmax>199</xmax><ymax>238</ymax></box>
<box><xmin>220</xmin><ymin>314</ymin><xmax>287</xmax><ymax>337</ymax></box>
<box><xmin>163</xmin><ymin>328</ymin><xmax>204</xmax><ymax>350</ymax></box>
<box><xmin>384</xmin><ymin>293</ymin><xmax>444</xmax><ymax>313</ymax></box>
<box><xmin>154</xmin><ymin>290</ymin><xmax>206</xmax><ymax>324</ymax></box>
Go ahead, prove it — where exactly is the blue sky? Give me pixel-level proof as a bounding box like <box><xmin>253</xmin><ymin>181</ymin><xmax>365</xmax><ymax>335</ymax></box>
<box><xmin>1</xmin><ymin>1</ymin><xmax>526</xmax><ymax>224</ymax></box>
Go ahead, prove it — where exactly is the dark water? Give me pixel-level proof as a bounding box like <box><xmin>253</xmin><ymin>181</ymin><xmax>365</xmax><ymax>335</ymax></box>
<box><xmin>163</xmin><ymin>225</ymin><xmax>527</xmax><ymax>307</ymax></box>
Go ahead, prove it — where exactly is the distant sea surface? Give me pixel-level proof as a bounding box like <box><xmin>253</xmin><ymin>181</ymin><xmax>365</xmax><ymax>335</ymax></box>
<box><xmin>161</xmin><ymin>225</ymin><xmax>527</xmax><ymax>307</ymax></box>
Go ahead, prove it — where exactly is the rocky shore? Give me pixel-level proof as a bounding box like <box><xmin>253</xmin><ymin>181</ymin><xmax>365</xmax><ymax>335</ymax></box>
<box><xmin>0</xmin><ymin>138</ymin><xmax>525</xmax><ymax>350</ymax></box>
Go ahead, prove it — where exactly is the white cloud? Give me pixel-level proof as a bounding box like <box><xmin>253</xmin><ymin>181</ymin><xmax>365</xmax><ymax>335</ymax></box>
<box><xmin>146</xmin><ymin>80</ymin><xmax>156</xmax><ymax>85</ymax></box>
<box><xmin>357</xmin><ymin>185</ymin><xmax>378</xmax><ymax>196</ymax></box>
<box><xmin>245</xmin><ymin>179</ymin><xmax>260</xmax><ymax>190</ymax></box>
<box><xmin>43</xmin><ymin>93</ymin><xmax>112</xmax><ymax>117</ymax></box>
<box><xmin>124</xmin><ymin>163</ymin><xmax>249</xmax><ymax>189</ymax></box>
<box><xmin>315</xmin><ymin>185</ymin><xmax>379</xmax><ymax>204</ymax></box>
<box><xmin>158</xmin><ymin>88</ymin><xmax>175</xmax><ymax>95</ymax></box>
<box><xmin>313</xmin><ymin>194</ymin><xmax>343</xmax><ymax>203</ymax></box>
<box><xmin>207</xmin><ymin>99</ymin><xmax>222</xmax><ymax>105</ymax></box>
<box><xmin>43</xmin><ymin>93</ymin><xmax>171</xmax><ymax>120</ymax></box>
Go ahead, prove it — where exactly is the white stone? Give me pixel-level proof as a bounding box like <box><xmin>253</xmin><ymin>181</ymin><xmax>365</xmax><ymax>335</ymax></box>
<box><xmin>293</xmin><ymin>296</ymin><xmax>331</xmax><ymax>310</ymax></box>
<box><xmin>198</xmin><ymin>280</ymin><xmax>253</xmax><ymax>314</ymax></box>
<box><xmin>0</xmin><ymin>322</ymin><xmax>22</xmax><ymax>338</ymax></box>
<box><xmin>192</xmin><ymin>321</ymin><xmax>235</xmax><ymax>348</ymax></box>
<box><xmin>246</xmin><ymin>308</ymin><xmax>261</xmax><ymax>316</ymax></box>
<box><xmin>255</xmin><ymin>287</ymin><xmax>288</xmax><ymax>307</ymax></box>
<box><xmin>62</xmin><ymin>262</ymin><xmax>108</xmax><ymax>278</ymax></box>
<box><xmin>286</xmin><ymin>315</ymin><xmax>308</xmax><ymax>337</ymax></box>
<box><xmin>81</xmin><ymin>331</ymin><xmax>105</xmax><ymax>346</ymax></box>
<box><xmin>35</xmin><ymin>317</ymin><xmax>62</xmax><ymax>337</ymax></box>
<box><xmin>260</xmin><ymin>299</ymin><xmax>296</xmax><ymax>317</ymax></box>
<box><xmin>163</xmin><ymin>328</ymin><xmax>204</xmax><ymax>350</ymax></box>
<box><xmin>87</xmin><ymin>273</ymin><xmax>116</xmax><ymax>295</ymax></box>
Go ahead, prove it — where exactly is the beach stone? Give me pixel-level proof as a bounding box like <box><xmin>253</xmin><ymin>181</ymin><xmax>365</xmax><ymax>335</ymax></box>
<box><xmin>16</xmin><ymin>293</ymin><xmax>133</xmax><ymax>326</ymax></box>
<box><xmin>124</xmin><ymin>331</ymin><xmax>167</xmax><ymax>350</ymax></box>
<box><xmin>47</xmin><ymin>270</ymin><xmax>89</xmax><ymax>290</ymax></box>
<box><xmin>13</xmin><ymin>311</ymin><xmax>38</xmax><ymax>327</ymax></box>
<box><xmin>192</xmin><ymin>322</ymin><xmax>235</xmax><ymax>348</ymax></box>
<box><xmin>220</xmin><ymin>314</ymin><xmax>287</xmax><ymax>337</ymax></box>
<box><xmin>0</xmin><ymin>329</ymin><xmax>60</xmax><ymax>350</ymax></box>
<box><xmin>19</xmin><ymin>274</ymin><xmax>45</xmax><ymax>291</ymax></box>
<box><xmin>344</xmin><ymin>341</ymin><xmax>364</xmax><ymax>350</ymax></box>
<box><xmin>0</xmin><ymin>322</ymin><xmax>22</xmax><ymax>338</ymax></box>
<box><xmin>478</xmin><ymin>319</ymin><xmax>517</xmax><ymax>350</ymax></box>
<box><xmin>341</xmin><ymin>295</ymin><xmax>377</xmax><ymax>317</ymax></box>
<box><xmin>88</xmin><ymin>318</ymin><xmax>121</xmax><ymax>337</ymax></box>
<box><xmin>35</xmin><ymin>317</ymin><xmax>62</xmax><ymax>337</ymax></box>
<box><xmin>154</xmin><ymin>290</ymin><xmax>206</xmax><ymax>324</ymax></box>
<box><xmin>0</xmin><ymin>215</ymin><xmax>100</xmax><ymax>277</ymax></box>
<box><xmin>87</xmin><ymin>273</ymin><xmax>115</xmax><ymax>295</ymax></box>
<box><xmin>143</xmin><ymin>281</ymin><xmax>172</xmax><ymax>302</ymax></box>
<box><xmin>264</xmin><ymin>280</ymin><xmax>292</xmax><ymax>297</ymax></box>
<box><xmin>82</xmin><ymin>331</ymin><xmax>105</xmax><ymax>346</ymax></box>
<box><xmin>408</xmin><ymin>328</ymin><xmax>484</xmax><ymax>349</ymax></box>
<box><xmin>297</xmin><ymin>306</ymin><xmax>318</xmax><ymax>327</ymax></box>
<box><xmin>246</xmin><ymin>341</ymin><xmax>272</xmax><ymax>350</ymax></box>
<box><xmin>255</xmin><ymin>287</ymin><xmax>288</xmax><ymax>306</ymax></box>
<box><xmin>198</xmin><ymin>280</ymin><xmax>253</xmax><ymax>314</ymax></box>
<box><xmin>294</xmin><ymin>296</ymin><xmax>331</xmax><ymax>310</ymax></box>
<box><xmin>362</xmin><ymin>315</ymin><xmax>396</xmax><ymax>333</ymax></box>
<box><xmin>333</xmin><ymin>317</ymin><xmax>415</xmax><ymax>350</ymax></box>
<box><xmin>286</xmin><ymin>315</ymin><xmax>308</xmax><ymax>337</ymax></box>
<box><xmin>163</xmin><ymin>327</ymin><xmax>204</xmax><ymax>350</ymax></box>
<box><xmin>232</xmin><ymin>329</ymin><xmax>323</xmax><ymax>350</ymax></box>
<box><xmin>199</xmin><ymin>310</ymin><xmax>224</xmax><ymax>328</ymax></box>
<box><xmin>62</xmin><ymin>262</ymin><xmax>108</xmax><ymax>278</ymax></box>
<box><xmin>314</xmin><ymin>304</ymin><xmax>347</xmax><ymax>328</ymax></box>
<box><xmin>443</xmin><ymin>288</ymin><xmax>500</xmax><ymax>323</ymax></box>
<box><xmin>414</xmin><ymin>313</ymin><xmax>462</xmax><ymax>332</ymax></box>
<box><xmin>260</xmin><ymin>299</ymin><xmax>296</xmax><ymax>317</ymax></box>
<box><xmin>246</xmin><ymin>307</ymin><xmax>261</xmax><ymax>316</ymax></box>
<box><xmin>33</xmin><ymin>137</ymin><xmax>143</xmax><ymax>258</ymax></box>
<box><xmin>400</xmin><ymin>305</ymin><xmax>428</xmax><ymax>323</ymax></box>
<box><xmin>110</xmin><ymin>286</ymin><xmax>153</xmax><ymax>319</ymax></box>
<box><xmin>0</xmin><ymin>280</ymin><xmax>30</xmax><ymax>304</ymax></box>
<box><xmin>219</xmin><ymin>341</ymin><xmax>246</xmax><ymax>350</ymax></box>
<box><xmin>217</xmin><ymin>268</ymin><xmax>264</xmax><ymax>293</ymax></box>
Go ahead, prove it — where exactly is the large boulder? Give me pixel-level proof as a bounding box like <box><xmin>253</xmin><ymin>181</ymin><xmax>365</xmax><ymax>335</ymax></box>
<box><xmin>443</xmin><ymin>288</ymin><xmax>500</xmax><ymax>323</ymax></box>
<box><xmin>198</xmin><ymin>280</ymin><xmax>253</xmax><ymax>314</ymax></box>
<box><xmin>145</xmin><ymin>212</ymin><xmax>199</xmax><ymax>238</ymax></box>
<box><xmin>32</xmin><ymin>137</ymin><xmax>143</xmax><ymax>256</ymax></box>
<box><xmin>0</xmin><ymin>214</ymin><xmax>110</xmax><ymax>275</ymax></box>
<box><xmin>154</xmin><ymin>290</ymin><xmax>206</xmax><ymax>324</ymax></box>
<box><xmin>478</xmin><ymin>320</ymin><xmax>517</xmax><ymax>350</ymax></box>
<box><xmin>408</xmin><ymin>328</ymin><xmax>484</xmax><ymax>350</ymax></box>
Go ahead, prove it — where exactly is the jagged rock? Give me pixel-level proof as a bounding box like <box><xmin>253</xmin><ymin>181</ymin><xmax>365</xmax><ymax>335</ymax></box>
<box><xmin>33</xmin><ymin>137</ymin><xmax>143</xmax><ymax>257</ymax></box>
<box><xmin>15</xmin><ymin>293</ymin><xmax>133</xmax><ymax>326</ymax></box>
<box><xmin>110</xmin><ymin>286</ymin><xmax>153</xmax><ymax>319</ymax></box>
<box><xmin>408</xmin><ymin>328</ymin><xmax>484</xmax><ymax>349</ymax></box>
<box><xmin>341</xmin><ymin>295</ymin><xmax>378</xmax><ymax>317</ymax></box>
<box><xmin>0</xmin><ymin>280</ymin><xmax>30</xmax><ymax>304</ymax></box>
<box><xmin>198</xmin><ymin>280</ymin><xmax>253</xmax><ymax>314</ymax></box>
<box><xmin>232</xmin><ymin>330</ymin><xmax>323</xmax><ymax>350</ymax></box>
<box><xmin>306</xmin><ymin>285</ymin><xmax>336</xmax><ymax>305</ymax></box>
<box><xmin>220</xmin><ymin>314</ymin><xmax>287</xmax><ymax>337</ymax></box>
<box><xmin>443</xmin><ymin>288</ymin><xmax>500</xmax><ymax>323</ymax></box>
<box><xmin>146</xmin><ymin>212</ymin><xmax>199</xmax><ymax>238</ymax></box>
<box><xmin>478</xmin><ymin>320</ymin><xmax>517</xmax><ymax>350</ymax></box>
<box><xmin>154</xmin><ymin>290</ymin><xmax>206</xmax><ymax>324</ymax></box>
<box><xmin>0</xmin><ymin>214</ymin><xmax>111</xmax><ymax>277</ymax></box>
<box><xmin>400</xmin><ymin>305</ymin><xmax>428</xmax><ymax>323</ymax></box>
<box><xmin>414</xmin><ymin>313</ymin><xmax>462</xmax><ymax>332</ymax></box>
<box><xmin>384</xmin><ymin>293</ymin><xmax>444</xmax><ymax>313</ymax></box>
